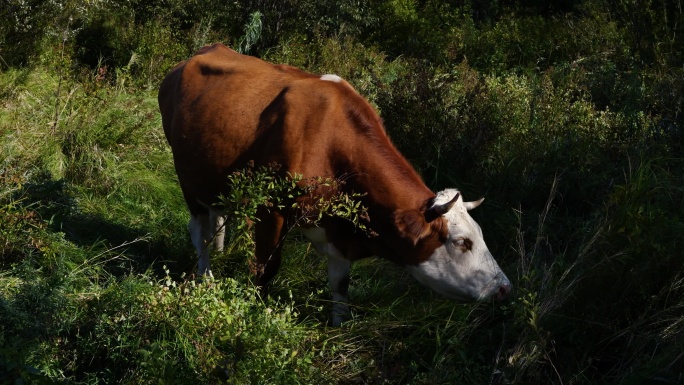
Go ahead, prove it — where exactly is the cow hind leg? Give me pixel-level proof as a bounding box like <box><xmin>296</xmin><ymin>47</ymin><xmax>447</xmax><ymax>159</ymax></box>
<box><xmin>210</xmin><ymin>210</ymin><xmax>226</xmax><ymax>253</ymax></box>
<box><xmin>188</xmin><ymin>207</ymin><xmax>226</xmax><ymax>277</ymax></box>
<box><xmin>188</xmin><ymin>212</ymin><xmax>211</xmax><ymax>276</ymax></box>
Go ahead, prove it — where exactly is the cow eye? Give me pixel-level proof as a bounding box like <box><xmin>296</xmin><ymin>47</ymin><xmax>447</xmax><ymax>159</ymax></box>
<box><xmin>452</xmin><ymin>238</ymin><xmax>471</xmax><ymax>250</ymax></box>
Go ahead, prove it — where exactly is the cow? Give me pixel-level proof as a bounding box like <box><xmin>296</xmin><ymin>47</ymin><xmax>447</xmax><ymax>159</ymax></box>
<box><xmin>158</xmin><ymin>43</ymin><xmax>511</xmax><ymax>326</ymax></box>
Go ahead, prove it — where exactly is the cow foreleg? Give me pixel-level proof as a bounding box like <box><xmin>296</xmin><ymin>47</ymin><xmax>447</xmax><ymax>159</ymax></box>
<box><xmin>300</xmin><ymin>228</ymin><xmax>353</xmax><ymax>326</ymax></box>
<box><xmin>328</xmin><ymin>251</ymin><xmax>351</xmax><ymax>327</ymax></box>
<box><xmin>253</xmin><ymin>209</ymin><xmax>286</xmax><ymax>288</ymax></box>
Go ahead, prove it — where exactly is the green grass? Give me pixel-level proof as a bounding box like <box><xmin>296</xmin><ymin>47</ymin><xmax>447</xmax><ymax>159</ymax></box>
<box><xmin>2</xmin><ymin>2</ymin><xmax>684</xmax><ymax>382</ymax></box>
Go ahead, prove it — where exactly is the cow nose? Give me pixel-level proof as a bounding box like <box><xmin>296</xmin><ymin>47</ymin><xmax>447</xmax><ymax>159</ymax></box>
<box><xmin>496</xmin><ymin>281</ymin><xmax>512</xmax><ymax>301</ymax></box>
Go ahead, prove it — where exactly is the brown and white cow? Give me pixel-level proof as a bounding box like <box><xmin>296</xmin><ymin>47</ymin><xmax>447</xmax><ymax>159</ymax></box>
<box><xmin>159</xmin><ymin>43</ymin><xmax>510</xmax><ymax>325</ymax></box>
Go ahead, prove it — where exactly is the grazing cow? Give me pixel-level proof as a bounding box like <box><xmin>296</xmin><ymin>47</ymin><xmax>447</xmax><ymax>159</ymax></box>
<box><xmin>159</xmin><ymin>43</ymin><xmax>511</xmax><ymax>325</ymax></box>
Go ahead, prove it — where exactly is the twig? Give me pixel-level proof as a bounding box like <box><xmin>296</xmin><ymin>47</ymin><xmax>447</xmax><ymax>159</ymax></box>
<box><xmin>0</xmin><ymin>54</ymin><xmax>9</xmax><ymax>70</ymax></box>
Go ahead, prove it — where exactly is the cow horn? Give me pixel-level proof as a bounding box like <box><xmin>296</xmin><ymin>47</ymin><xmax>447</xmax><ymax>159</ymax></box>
<box><xmin>463</xmin><ymin>197</ymin><xmax>484</xmax><ymax>210</ymax></box>
<box><xmin>431</xmin><ymin>192</ymin><xmax>460</xmax><ymax>216</ymax></box>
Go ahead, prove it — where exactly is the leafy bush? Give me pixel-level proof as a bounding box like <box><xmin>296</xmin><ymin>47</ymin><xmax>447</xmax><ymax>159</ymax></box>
<box><xmin>0</xmin><ymin>265</ymin><xmax>328</xmax><ymax>383</ymax></box>
<box><xmin>71</xmin><ymin>272</ymin><xmax>325</xmax><ymax>384</ymax></box>
<box><xmin>0</xmin><ymin>0</ymin><xmax>65</xmax><ymax>66</ymax></box>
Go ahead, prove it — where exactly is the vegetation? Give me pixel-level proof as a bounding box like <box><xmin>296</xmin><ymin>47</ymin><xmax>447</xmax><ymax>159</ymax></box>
<box><xmin>1</xmin><ymin>0</ymin><xmax>682</xmax><ymax>383</ymax></box>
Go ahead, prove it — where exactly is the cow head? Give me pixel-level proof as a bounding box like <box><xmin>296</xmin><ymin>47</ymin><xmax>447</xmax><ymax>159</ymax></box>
<box><xmin>400</xmin><ymin>189</ymin><xmax>511</xmax><ymax>302</ymax></box>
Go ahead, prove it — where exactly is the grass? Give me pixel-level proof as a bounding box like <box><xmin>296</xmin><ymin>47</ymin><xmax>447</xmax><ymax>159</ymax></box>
<box><xmin>1</xmin><ymin>11</ymin><xmax>683</xmax><ymax>382</ymax></box>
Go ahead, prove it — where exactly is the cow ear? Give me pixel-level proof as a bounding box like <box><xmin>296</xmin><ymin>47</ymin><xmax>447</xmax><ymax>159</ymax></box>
<box><xmin>394</xmin><ymin>209</ymin><xmax>432</xmax><ymax>245</ymax></box>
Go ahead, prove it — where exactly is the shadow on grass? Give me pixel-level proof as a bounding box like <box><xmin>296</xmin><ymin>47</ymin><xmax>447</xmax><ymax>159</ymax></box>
<box><xmin>15</xmin><ymin>173</ymin><xmax>194</xmax><ymax>277</ymax></box>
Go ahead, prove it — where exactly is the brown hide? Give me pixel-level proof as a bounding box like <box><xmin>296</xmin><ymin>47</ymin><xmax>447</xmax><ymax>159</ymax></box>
<box><xmin>159</xmin><ymin>43</ymin><xmax>447</xmax><ymax>279</ymax></box>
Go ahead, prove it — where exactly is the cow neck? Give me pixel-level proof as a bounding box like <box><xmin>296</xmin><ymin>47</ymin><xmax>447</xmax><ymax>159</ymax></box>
<box><xmin>344</xmin><ymin>134</ymin><xmax>434</xmax><ymax>215</ymax></box>
<box><xmin>341</xmin><ymin>144</ymin><xmax>443</xmax><ymax>264</ymax></box>
<box><xmin>333</xmin><ymin>92</ymin><xmax>435</xmax><ymax>216</ymax></box>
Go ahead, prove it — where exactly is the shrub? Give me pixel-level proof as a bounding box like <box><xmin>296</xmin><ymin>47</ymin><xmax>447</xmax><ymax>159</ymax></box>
<box><xmin>0</xmin><ymin>0</ymin><xmax>65</xmax><ymax>66</ymax></box>
<box><xmin>0</xmin><ymin>264</ymin><xmax>329</xmax><ymax>383</ymax></box>
<box><xmin>69</xmin><ymin>272</ymin><xmax>326</xmax><ymax>383</ymax></box>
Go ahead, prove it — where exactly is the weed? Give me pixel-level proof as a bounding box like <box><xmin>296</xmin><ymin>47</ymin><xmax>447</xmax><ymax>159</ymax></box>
<box><xmin>218</xmin><ymin>162</ymin><xmax>369</xmax><ymax>259</ymax></box>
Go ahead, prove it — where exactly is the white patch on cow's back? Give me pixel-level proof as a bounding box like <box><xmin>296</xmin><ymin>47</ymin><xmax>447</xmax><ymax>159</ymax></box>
<box><xmin>321</xmin><ymin>74</ymin><xmax>342</xmax><ymax>83</ymax></box>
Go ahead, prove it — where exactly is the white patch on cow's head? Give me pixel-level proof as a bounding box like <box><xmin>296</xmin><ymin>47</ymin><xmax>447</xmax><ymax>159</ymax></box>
<box><xmin>405</xmin><ymin>189</ymin><xmax>511</xmax><ymax>302</ymax></box>
<box><xmin>320</xmin><ymin>74</ymin><xmax>343</xmax><ymax>83</ymax></box>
